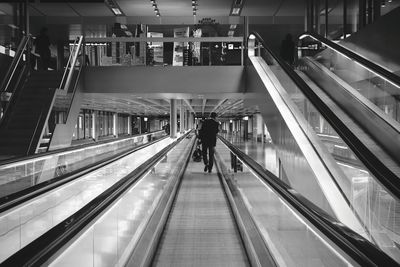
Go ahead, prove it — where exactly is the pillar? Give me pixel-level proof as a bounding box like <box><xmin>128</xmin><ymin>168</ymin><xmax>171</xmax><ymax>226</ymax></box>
<box><xmin>256</xmin><ymin>114</ymin><xmax>263</xmax><ymax>142</ymax></box>
<box><xmin>170</xmin><ymin>99</ymin><xmax>177</xmax><ymax>138</ymax></box>
<box><xmin>127</xmin><ymin>115</ymin><xmax>132</xmax><ymax>135</ymax></box>
<box><xmin>91</xmin><ymin>111</ymin><xmax>97</xmax><ymax>141</ymax></box>
<box><xmin>180</xmin><ymin>100</ymin><xmax>184</xmax><ymax>133</ymax></box>
<box><xmin>113</xmin><ymin>113</ymin><xmax>118</xmax><ymax>137</ymax></box>
<box><xmin>137</xmin><ymin>117</ymin><xmax>142</xmax><ymax>134</ymax></box>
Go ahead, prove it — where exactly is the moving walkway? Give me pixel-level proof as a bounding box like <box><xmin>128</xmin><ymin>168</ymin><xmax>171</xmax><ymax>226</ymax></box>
<box><xmin>1</xmin><ymin>135</ymin><xmax>396</xmax><ymax>266</ymax></box>
<box><xmin>247</xmin><ymin>31</ymin><xmax>400</xmax><ymax>263</ymax></box>
<box><xmin>0</xmin><ymin>130</ymin><xmax>171</xmax><ymax>263</ymax></box>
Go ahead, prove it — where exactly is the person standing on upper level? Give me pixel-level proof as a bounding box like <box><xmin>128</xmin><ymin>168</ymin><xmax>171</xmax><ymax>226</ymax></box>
<box><xmin>35</xmin><ymin>27</ymin><xmax>51</xmax><ymax>70</ymax></box>
<box><xmin>198</xmin><ymin>112</ymin><xmax>219</xmax><ymax>173</ymax></box>
<box><xmin>280</xmin><ymin>33</ymin><xmax>296</xmax><ymax>66</ymax></box>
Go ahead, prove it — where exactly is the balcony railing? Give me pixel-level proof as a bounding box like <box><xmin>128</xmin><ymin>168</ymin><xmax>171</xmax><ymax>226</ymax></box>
<box><xmin>84</xmin><ymin>37</ymin><xmax>244</xmax><ymax>67</ymax></box>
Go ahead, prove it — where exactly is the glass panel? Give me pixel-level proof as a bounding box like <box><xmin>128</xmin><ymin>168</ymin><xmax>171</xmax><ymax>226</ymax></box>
<box><xmin>48</xmin><ymin>135</ymin><xmax>191</xmax><ymax>267</ymax></box>
<box><xmin>255</xmin><ymin>39</ymin><xmax>400</xmax><ymax>263</ymax></box>
<box><xmin>0</xmin><ymin>131</ymin><xmax>166</xmax><ymax>197</ymax></box>
<box><xmin>216</xmin><ymin>141</ymin><xmax>355</xmax><ymax>267</ymax></box>
<box><xmin>86</xmin><ymin>40</ymin><xmax>243</xmax><ymax>67</ymax></box>
<box><xmin>0</xmin><ymin>136</ymin><xmax>176</xmax><ymax>263</ymax></box>
<box><xmin>299</xmin><ymin>35</ymin><xmax>400</xmax><ymax>125</ymax></box>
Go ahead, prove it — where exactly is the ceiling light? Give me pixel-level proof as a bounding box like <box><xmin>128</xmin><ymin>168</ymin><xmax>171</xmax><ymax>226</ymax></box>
<box><xmin>231</xmin><ymin>7</ymin><xmax>241</xmax><ymax>15</ymax></box>
<box><xmin>228</xmin><ymin>31</ymin><xmax>234</xmax><ymax>36</ymax></box>
<box><xmin>230</xmin><ymin>24</ymin><xmax>237</xmax><ymax>29</ymax></box>
<box><xmin>111</xmin><ymin>7</ymin><xmax>122</xmax><ymax>15</ymax></box>
<box><xmin>156</xmin><ymin>13</ymin><xmax>160</xmax><ymax>17</ymax></box>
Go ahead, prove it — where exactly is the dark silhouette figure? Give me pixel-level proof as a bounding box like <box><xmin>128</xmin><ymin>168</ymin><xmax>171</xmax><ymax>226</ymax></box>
<box><xmin>199</xmin><ymin>112</ymin><xmax>219</xmax><ymax>173</ymax></box>
<box><xmin>164</xmin><ymin>123</ymin><xmax>170</xmax><ymax>135</ymax></box>
<box><xmin>280</xmin><ymin>34</ymin><xmax>295</xmax><ymax>65</ymax></box>
<box><xmin>35</xmin><ymin>27</ymin><xmax>51</xmax><ymax>70</ymax></box>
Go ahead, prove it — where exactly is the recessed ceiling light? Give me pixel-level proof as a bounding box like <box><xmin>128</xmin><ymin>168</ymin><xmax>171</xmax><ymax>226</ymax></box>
<box><xmin>231</xmin><ymin>7</ymin><xmax>241</xmax><ymax>15</ymax></box>
<box><xmin>111</xmin><ymin>7</ymin><xmax>122</xmax><ymax>15</ymax></box>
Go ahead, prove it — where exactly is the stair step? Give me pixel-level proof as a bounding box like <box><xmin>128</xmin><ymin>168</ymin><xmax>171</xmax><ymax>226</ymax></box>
<box><xmin>40</xmin><ymin>138</ymin><xmax>50</xmax><ymax>144</ymax></box>
<box><xmin>37</xmin><ymin>147</ymin><xmax>48</xmax><ymax>153</ymax></box>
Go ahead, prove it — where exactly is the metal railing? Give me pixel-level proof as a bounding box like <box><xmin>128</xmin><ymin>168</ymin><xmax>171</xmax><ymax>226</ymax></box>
<box><xmin>84</xmin><ymin>36</ymin><xmax>244</xmax><ymax>66</ymax></box>
<box><xmin>0</xmin><ymin>35</ymin><xmax>31</xmax><ymax>93</ymax></box>
<box><xmin>58</xmin><ymin>36</ymin><xmax>83</xmax><ymax>91</ymax></box>
<box><xmin>298</xmin><ymin>32</ymin><xmax>400</xmax><ymax>88</ymax></box>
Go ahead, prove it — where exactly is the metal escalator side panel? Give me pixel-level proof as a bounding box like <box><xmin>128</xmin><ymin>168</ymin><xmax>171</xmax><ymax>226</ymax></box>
<box><xmin>299</xmin><ymin>57</ymin><xmax>400</xmax><ymax>169</ymax></box>
<box><xmin>247</xmin><ymin>55</ymin><xmax>367</xmax><ymax>238</ymax></box>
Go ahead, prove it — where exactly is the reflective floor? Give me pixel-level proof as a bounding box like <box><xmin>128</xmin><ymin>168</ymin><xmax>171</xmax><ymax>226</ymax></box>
<box><xmin>222</xmin><ymin>133</ymin><xmax>278</xmax><ymax>176</ymax></box>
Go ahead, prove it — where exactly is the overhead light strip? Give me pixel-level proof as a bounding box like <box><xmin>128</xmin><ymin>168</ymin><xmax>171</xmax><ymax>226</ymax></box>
<box><xmin>192</xmin><ymin>0</ymin><xmax>198</xmax><ymax>16</ymax></box>
<box><xmin>229</xmin><ymin>0</ymin><xmax>245</xmax><ymax>16</ymax></box>
<box><xmin>105</xmin><ymin>0</ymin><xmax>124</xmax><ymax>16</ymax></box>
<box><xmin>150</xmin><ymin>0</ymin><xmax>161</xmax><ymax>17</ymax></box>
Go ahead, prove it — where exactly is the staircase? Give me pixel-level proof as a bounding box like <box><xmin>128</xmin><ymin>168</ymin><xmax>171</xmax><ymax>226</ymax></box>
<box><xmin>0</xmin><ymin>71</ymin><xmax>63</xmax><ymax>157</ymax></box>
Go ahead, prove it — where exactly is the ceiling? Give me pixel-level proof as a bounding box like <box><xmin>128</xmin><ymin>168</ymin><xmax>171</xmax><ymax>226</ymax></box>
<box><xmin>1</xmin><ymin>0</ymin><xmax>306</xmax><ymax>119</ymax></box>
<box><xmin>22</xmin><ymin>0</ymin><xmax>305</xmax><ymax>18</ymax></box>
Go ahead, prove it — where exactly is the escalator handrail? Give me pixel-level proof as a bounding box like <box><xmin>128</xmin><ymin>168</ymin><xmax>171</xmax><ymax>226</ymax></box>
<box><xmin>0</xmin><ymin>35</ymin><xmax>31</xmax><ymax>93</ymax></box>
<box><xmin>58</xmin><ymin>36</ymin><xmax>83</xmax><ymax>92</ymax></box>
<box><xmin>218</xmin><ymin>135</ymin><xmax>399</xmax><ymax>267</ymax></box>
<box><xmin>299</xmin><ymin>32</ymin><xmax>400</xmax><ymax>89</ymax></box>
<box><xmin>0</xmin><ymin>130</ymin><xmax>165</xmax><ymax>166</ymax></box>
<box><xmin>1</xmin><ymin>132</ymin><xmax>189</xmax><ymax>266</ymax></box>
<box><xmin>0</xmin><ymin>136</ymin><xmax>168</xmax><ymax>214</ymax></box>
<box><xmin>248</xmin><ymin>31</ymin><xmax>400</xmax><ymax>202</ymax></box>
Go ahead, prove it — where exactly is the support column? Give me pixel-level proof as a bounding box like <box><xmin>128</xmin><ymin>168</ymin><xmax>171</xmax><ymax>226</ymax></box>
<box><xmin>180</xmin><ymin>100</ymin><xmax>184</xmax><ymax>133</ymax></box>
<box><xmin>127</xmin><ymin>115</ymin><xmax>132</xmax><ymax>135</ymax></box>
<box><xmin>170</xmin><ymin>99</ymin><xmax>177</xmax><ymax>138</ymax></box>
<box><xmin>113</xmin><ymin>113</ymin><xmax>118</xmax><ymax>137</ymax></box>
<box><xmin>256</xmin><ymin>114</ymin><xmax>263</xmax><ymax>142</ymax></box>
<box><xmin>186</xmin><ymin>110</ymin><xmax>190</xmax><ymax>130</ymax></box>
<box><xmin>137</xmin><ymin>117</ymin><xmax>142</xmax><ymax>134</ymax></box>
<box><xmin>343</xmin><ymin>0</ymin><xmax>347</xmax><ymax>38</ymax></box>
<box><xmin>91</xmin><ymin>112</ymin><xmax>97</xmax><ymax>141</ymax></box>
<box><xmin>190</xmin><ymin>113</ymin><xmax>194</xmax><ymax>129</ymax></box>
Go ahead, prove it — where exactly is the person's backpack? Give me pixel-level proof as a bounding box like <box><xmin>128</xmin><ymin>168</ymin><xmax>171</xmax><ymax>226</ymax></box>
<box><xmin>192</xmin><ymin>145</ymin><xmax>202</xmax><ymax>162</ymax></box>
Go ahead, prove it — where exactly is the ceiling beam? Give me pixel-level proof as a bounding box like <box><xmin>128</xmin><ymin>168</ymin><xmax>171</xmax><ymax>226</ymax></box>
<box><xmin>183</xmin><ymin>99</ymin><xmax>196</xmax><ymax>114</ymax></box>
<box><xmin>142</xmin><ymin>99</ymin><xmax>169</xmax><ymax>111</ymax></box>
<box><xmin>211</xmin><ymin>98</ymin><xmax>227</xmax><ymax>114</ymax></box>
<box><xmin>201</xmin><ymin>99</ymin><xmax>207</xmax><ymax>117</ymax></box>
<box><xmin>219</xmin><ymin>100</ymin><xmax>243</xmax><ymax>116</ymax></box>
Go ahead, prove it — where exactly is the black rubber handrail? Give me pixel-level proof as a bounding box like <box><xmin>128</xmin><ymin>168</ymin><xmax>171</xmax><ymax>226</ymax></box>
<box><xmin>249</xmin><ymin>31</ymin><xmax>400</xmax><ymax>202</ymax></box>
<box><xmin>0</xmin><ymin>35</ymin><xmax>30</xmax><ymax>93</ymax></box>
<box><xmin>219</xmin><ymin>135</ymin><xmax>399</xmax><ymax>267</ymax></box>
<box><xmin>0</xmin><ymin>130</ymin><xmax>165</xmax><ymax>166</ymax></box>
<box><xmin>1</xmin><ymin>132</ymin><xmax>190</xmax><ymax>266</ymax></box>
<box><xmin>0</xmin><ymin>136</ymin><xmax>168</xmax><ymax>214</ymax></box>
<box><xmin>299</xmin><ymin>32</ymin><xmax>400</xmax><ymax>88</ymax></box>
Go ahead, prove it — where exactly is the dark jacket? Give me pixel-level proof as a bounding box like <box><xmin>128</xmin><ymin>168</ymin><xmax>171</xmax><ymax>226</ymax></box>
<box><xmin>199</xmin><ymin>118</ymin><xmax>219</xmax><ymax>146</ymax></box>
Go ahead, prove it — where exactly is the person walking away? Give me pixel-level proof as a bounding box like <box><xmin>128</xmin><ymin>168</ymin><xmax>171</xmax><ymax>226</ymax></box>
<box><xmin>35</xmin><ymin>27</ymin><xmax>51</xmax><ymax>70</ymax></box>
<box><xmin>280</xmin><ymin>33</ymin><xmax>295</xmax><ymax>65</ymax></box>
<box><xmin>199</xmin><ymin>112</ymin><xmax>219</xmax><ymax>173</ymax></box>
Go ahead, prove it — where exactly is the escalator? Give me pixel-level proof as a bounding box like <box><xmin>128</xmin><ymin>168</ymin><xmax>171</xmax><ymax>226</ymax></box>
<box><xmin>1</xmin><ymin>135</ymin><xmax>396</xmax><ymax>266</ymax></box>
<box><xmin>246</xmin><ymin>31</ymin><xmax>400</xmax><ymax>263</ymax></box>
<box><xmin>0</xmin><ymin>36</ymin><xmax>84</xmax><ymax>158</ymax></box>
